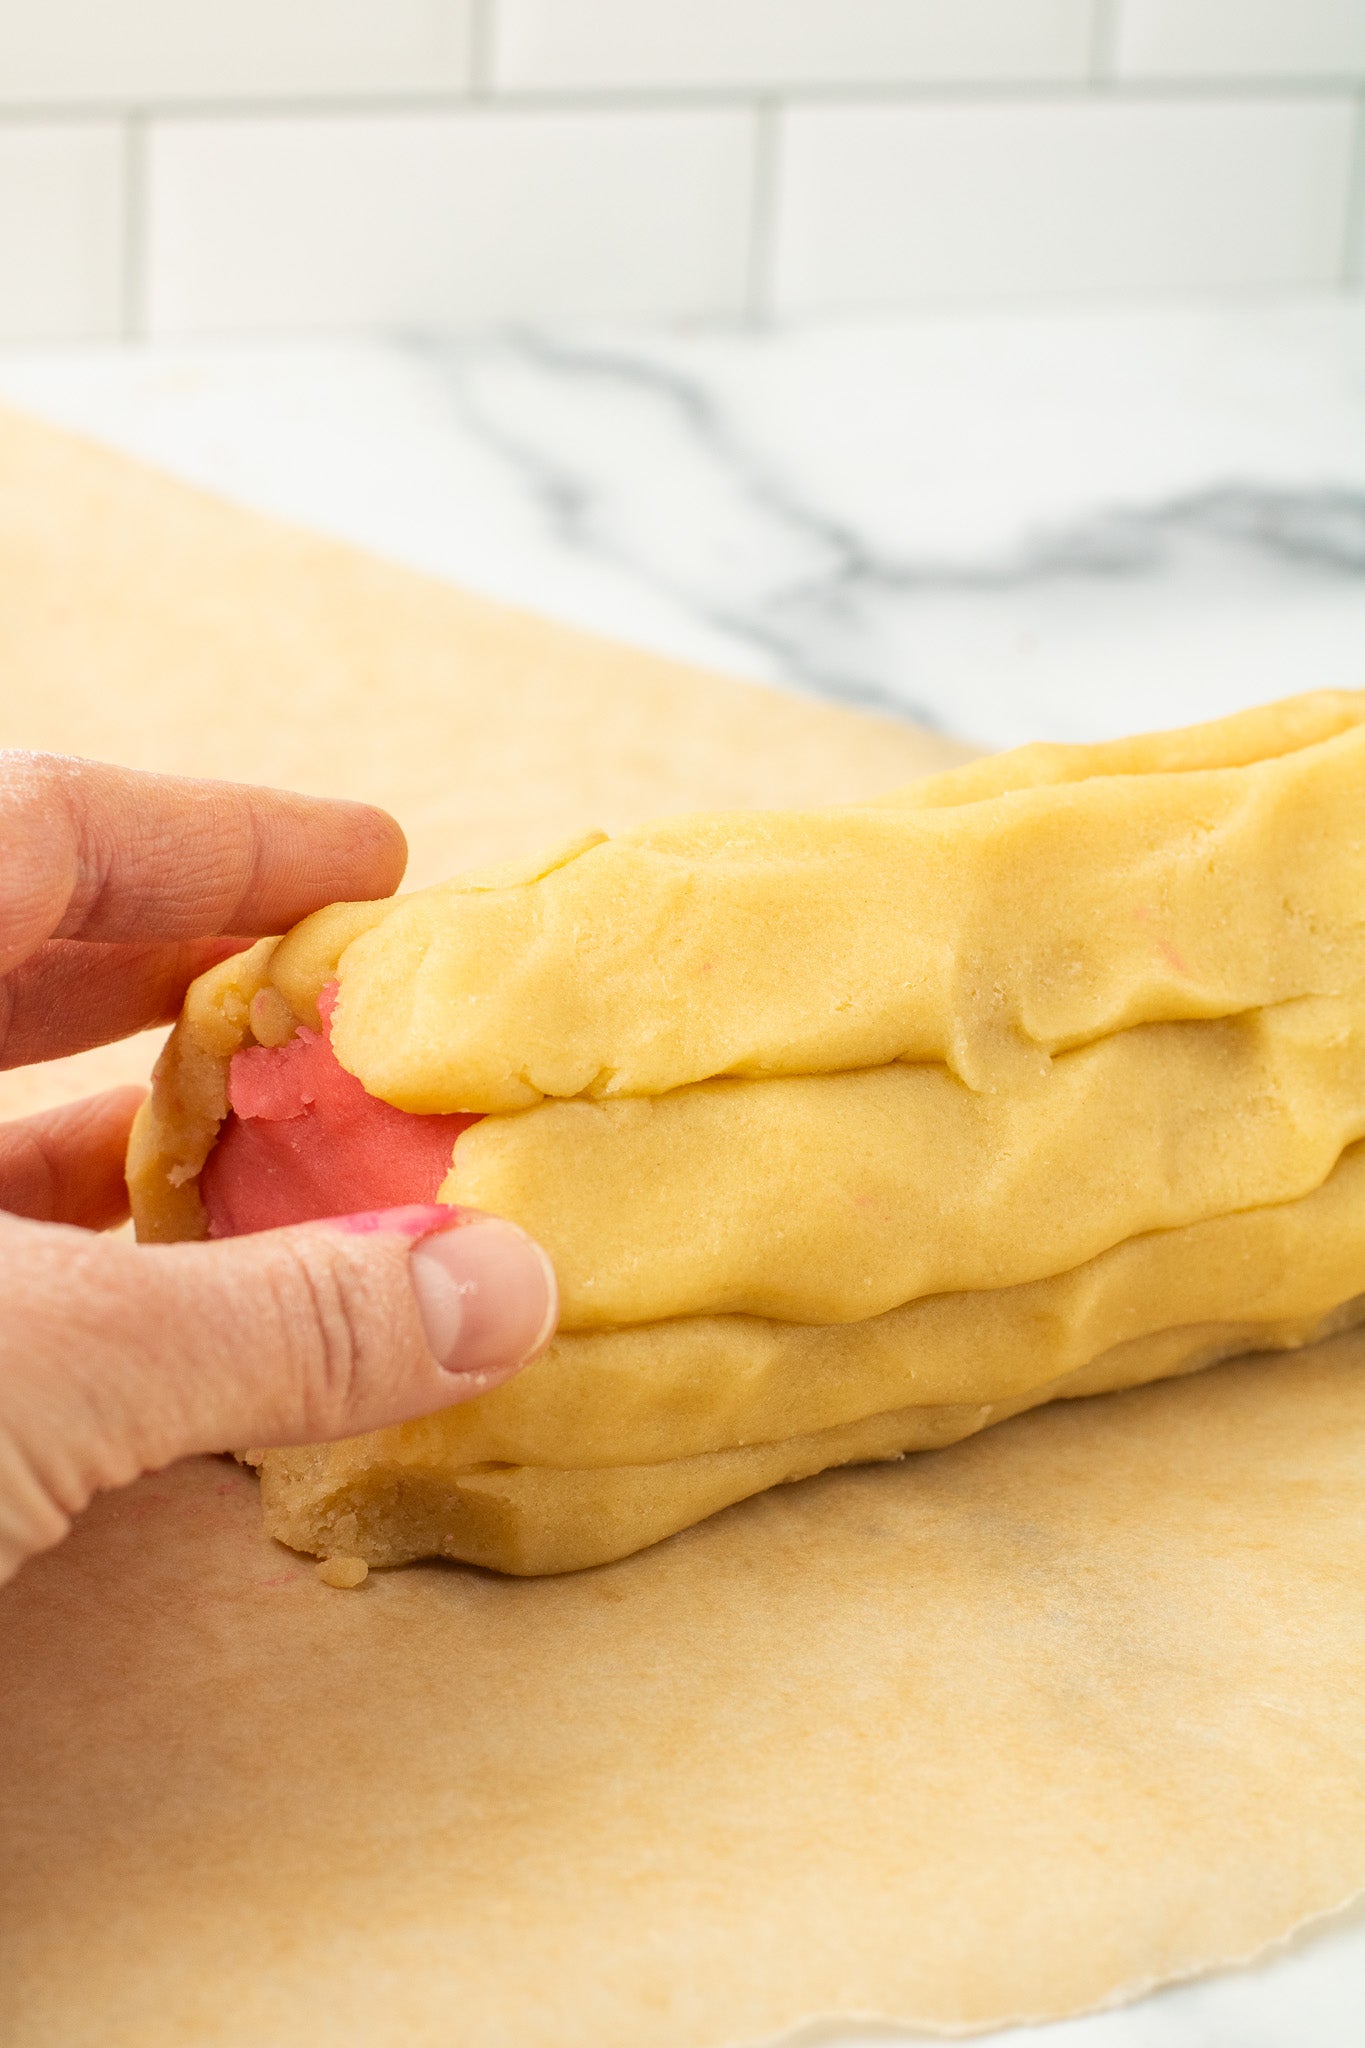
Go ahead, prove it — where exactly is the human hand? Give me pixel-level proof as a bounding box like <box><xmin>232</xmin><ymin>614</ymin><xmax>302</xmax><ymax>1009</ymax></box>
<box><xmin>0</xmin><ymin>754</ymin><xmax>557</xmax><ymax>1585</ymax></box>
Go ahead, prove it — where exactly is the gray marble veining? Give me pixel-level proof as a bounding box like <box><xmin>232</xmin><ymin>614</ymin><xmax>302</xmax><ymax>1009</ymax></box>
<box><xmin>1</xmin><ymin>298</ymin><xmax>1360</xmax><ymax>750</ymax></box>
<box><xmin>445</xmin><ymin>328</ymin><xmax>1364</xmax><ymax>724</ymax></box>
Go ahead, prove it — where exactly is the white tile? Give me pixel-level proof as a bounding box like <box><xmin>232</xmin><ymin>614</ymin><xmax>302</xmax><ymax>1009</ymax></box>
<box><xmin>0</xmin><ymin>123</ymin><xmax>123</xmax><ymax>341</ymax></box>
<box><xmin>145</xmin><ymin>110</ymin><xmax>754</xmax><ymax>335</ymax></box>
<box><xmin>1114</xmin><ymin>0</ymin><xmax>1365</xmax><ymax>81</ymax></box>
<box><xmin>773</xmin><ymin>98</ymin><xmax>1356</xmax><ymax>315</ymax></box>
<box><xmin>492</xmin><ymin>0</ymin><xmax>1095</xmax><ymax>91</ymax></box>
<box><xmin>0</xmin><ymin>0</ymin><xmax>472</xmax><ymax>105</ymax></box>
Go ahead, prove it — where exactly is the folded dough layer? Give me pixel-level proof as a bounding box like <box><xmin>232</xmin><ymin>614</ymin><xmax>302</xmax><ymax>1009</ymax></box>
<box><xmin>445</xmin><ymin>988</ymin><xmax>1365</xmax><ymax>1326</ymax></box>
<box><xmin>264</xmin><ymin>691</ymin><xmax>1365</xmax><ymax>1111</ymax></box>
<box><xmin>247</xmin><ymin>1143</ymin><xmax>1365</xmax><ymax>1571</ymax></box>
<box><xmin>250</xmin><ymin>1302</ymin><xmax>1365</xmax><ymax>1577</ymax></box>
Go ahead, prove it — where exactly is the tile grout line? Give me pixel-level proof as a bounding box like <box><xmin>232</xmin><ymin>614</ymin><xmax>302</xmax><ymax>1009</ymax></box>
<box><xmin>1089</xmin><ymin>0</ymin><xmax>1120</xmax><ymax>86</ymax></box>
<box><xmin>1343</xmin><ymin>89</ymin><xmax>1365</xmax><ymax>286</ymax></box>
<box><xmin>745</xmin><ymin>100</ymin><xmax>780</xmax><ymax>326</ymax></box>
<box><xmin>468</xmin><ymin>0</ymin><xmax>494</xmax><ymax>97</ymax></box>
<box><xmin>0</xmin><ymin>79</ymin><xmax>1357</xmax><ymax>122</ymax></box>
<box><xmin>120</xmin><ymin>113</ymin><xmax>148</xmax><ymax>342</ymax></box>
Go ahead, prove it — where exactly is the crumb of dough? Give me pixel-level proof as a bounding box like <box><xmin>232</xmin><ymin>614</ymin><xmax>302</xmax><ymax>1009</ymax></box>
<box><xmin>316</xmin><ymin>1556</ymin><xmax>369</xmax><ymax>1589</ymax></box>
<box><xmin>247</xmin><ymin>984</ymin><xmax>298</xmax><ymax>1049</ymax></box>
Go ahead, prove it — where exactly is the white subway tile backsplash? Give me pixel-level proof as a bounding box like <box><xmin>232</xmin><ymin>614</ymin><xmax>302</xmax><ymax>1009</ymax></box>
<box><xmin>0</xmin><ymin>0</ymin><xmax>472</xmax><ymax>106</ymax></box>
<box><xmin>145</xmin><ymin>109</ymin><xmax>754</xmax><ymax>335</ymax></box>
<box><xmin>492</xmin><ymin>0</ymin><xmax>1095</xmax><ymax>92</ymax></box>
<box><xmin>0</xmin><ymin>3</ymin><xmax>1357</xmax><ymax>341</ymax></box>
<box><xmin>772</xmin><ymin>97</ymin><xmax>1356</xmax><ymax>315</ymax></box>
<box><xmin>1113</xmin><ymin>0</ymin><xmax>1365</xmax><ymax>81</ymax></box>
<box><xmin>0</xmin><ymin>123</ymin><xmax>123</xmax><ymax>341</ymax></box>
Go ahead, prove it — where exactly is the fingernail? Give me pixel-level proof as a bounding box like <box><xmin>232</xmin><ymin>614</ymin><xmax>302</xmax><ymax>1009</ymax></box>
<box><xmin>329</xmin><ymin>1204</ymin><xmax>453</xmax><ymax>1240</ymax></box>
<box><xmin>408</xmin><ymin>1218</ymin><xmax>558</xmax><ymax>1382</ymax></box>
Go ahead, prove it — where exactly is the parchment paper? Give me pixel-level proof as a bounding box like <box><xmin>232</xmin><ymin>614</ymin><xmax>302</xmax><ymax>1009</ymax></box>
<box><xmin>0</xmin><ymin>406</ymin><xmax>1362</xmax><ymax>2045</ymax></box>
<box><xmin>0</xmin><ymin>403</ymin><xmax>956</xmax><ymax>1123</ymax></box>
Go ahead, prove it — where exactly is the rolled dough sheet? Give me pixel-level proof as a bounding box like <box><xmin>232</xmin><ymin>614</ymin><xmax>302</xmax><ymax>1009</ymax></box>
<box><xmin>0</xmin><ymin>405</ymin><xmax>1362</xmax><ymax>2039</ymax></box>
<box><xmin>3</xmin><ymin>1337</ymin><xmax>1365</xmax><ymax>2046</ymax></box>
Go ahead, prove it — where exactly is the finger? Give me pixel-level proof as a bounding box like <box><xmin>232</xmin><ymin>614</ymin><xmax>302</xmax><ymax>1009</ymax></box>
<box><xmin>0</xmin><ymin>936</ymin><xmax>250</xmax><ymax>1070</ymax></box>
<box><xmin>0</xmin><ymin>1087</ymin><xmax>146</xmax><ymax>1230</ymax></box>
<box><xmin>0</xmin><ymin>1205</ymin><xmax>558</xmax><ymax>1584</ymax></box>
<box><xmin>0</xmin><ymin>752</ymin><xmax>407</xmax><ymax>972</ymax></box>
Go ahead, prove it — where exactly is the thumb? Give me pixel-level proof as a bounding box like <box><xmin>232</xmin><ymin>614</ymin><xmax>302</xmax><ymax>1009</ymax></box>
<box><xmin>0</xmin><ymin>1204</ymin><xmax>557</xmax><ymax>1584</ymax></box>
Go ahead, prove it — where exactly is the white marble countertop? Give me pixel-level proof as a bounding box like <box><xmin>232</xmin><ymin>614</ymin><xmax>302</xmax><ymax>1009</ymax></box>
<box><xmin>1</xmin><ymin>296</ymin><xmax>1362</xmax><ymax>753</ymax></box>
<box><xmin>1</xmin><ymin>298</ymin><xmax>1363</xmax><ymax>2042</ymax></box>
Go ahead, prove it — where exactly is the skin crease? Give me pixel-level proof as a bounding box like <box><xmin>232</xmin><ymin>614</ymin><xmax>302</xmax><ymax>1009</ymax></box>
<box><xmin>0</xmin><ymin>753</ymin><xmax>557</xmax><ymax>1589</ymax></box>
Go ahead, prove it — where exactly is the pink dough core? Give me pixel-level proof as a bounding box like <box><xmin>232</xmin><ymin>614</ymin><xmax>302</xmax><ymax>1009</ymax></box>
<box><xmin>200</xmin><ymin>982</ymin><xmax>479</xmax><ymax>1238</ymax></box>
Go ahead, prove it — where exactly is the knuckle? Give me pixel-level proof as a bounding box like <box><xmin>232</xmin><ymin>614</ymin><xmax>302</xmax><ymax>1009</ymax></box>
<box><xmin>0</xmin><ymin>1432</ymin><xmax>76</xmax><ymax>1586</ymax></box>
<box><xmin>0</xmin><ymin>1118</ymin><xmax>57</xmax><ymax>1220</ymax></box>
<box><xmin>271</xmin><ymin>1240</ymin><xmax>373</xmax><ymax>1439</ymax></box>
<box><xmin>0</xmin><ymin>755</ymin><xmax>78</xmax><ymax>961</ymax></box>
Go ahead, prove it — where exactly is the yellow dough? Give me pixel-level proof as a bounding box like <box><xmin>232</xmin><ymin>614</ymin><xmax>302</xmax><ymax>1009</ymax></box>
<box><xmin>272</xmin><ymin>689</ymin><xmax>1365</xmax><ymax>1109</ymax></box>
<box><xmin>128</xmin><ymin>689</ymin><xmax>1365</xmax><ymax>1573</ymax></box>
<box><xmin>247</xmin><ymin>1143</ymin><xmax>1365</xmax><ymax>1573</ymax></box>
<box><xmin>446</xmin><ymin>991</ymin><xmax>1365</xmax><ymax>1326</ymax></box>
<box><xmin>251</xmin><ymin>1311</ymin><xmax>1358</xmax><ymax>1578</ymax></box>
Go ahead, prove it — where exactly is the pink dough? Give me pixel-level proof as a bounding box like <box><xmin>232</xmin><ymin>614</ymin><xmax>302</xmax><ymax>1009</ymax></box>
<box><xmin>201</xmin><ymin>983</ymin><xmax>479</xmax><ymax>1238</ymax></box>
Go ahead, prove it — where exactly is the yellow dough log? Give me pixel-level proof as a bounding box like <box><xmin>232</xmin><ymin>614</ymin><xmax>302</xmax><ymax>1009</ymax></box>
<box><xmin>446</xmin><ymin>989</ymin><xmax>1365</xmax><ymax>1327</ymax></box>
<box><xmin>264</xmin><ymin>690</ymin><xmax>1365</xmax><ymax>1111</ymax></box>
<box><xmin>247</xmin><ymin>1140</ymin><xmax>1365</xmax><ymax>1573</ymax></box>
<box><xmin>128</xmin><ymin>690</ymin><xmax>1365</xmax><ymax>1576</ymax></box>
